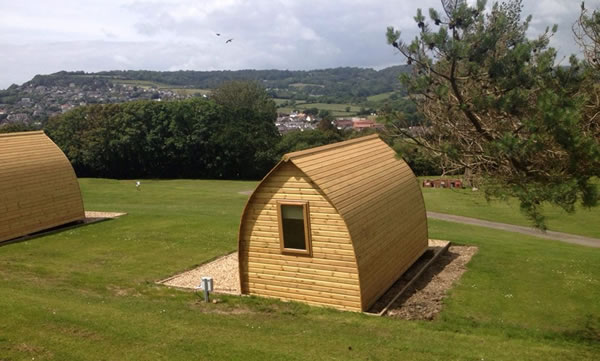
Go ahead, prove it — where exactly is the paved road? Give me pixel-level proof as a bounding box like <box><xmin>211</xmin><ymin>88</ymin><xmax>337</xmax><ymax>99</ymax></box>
<box><xmin>427</xmin><ymin>211</ymin><xmax>600</xmax><ymax>248</ymax></box>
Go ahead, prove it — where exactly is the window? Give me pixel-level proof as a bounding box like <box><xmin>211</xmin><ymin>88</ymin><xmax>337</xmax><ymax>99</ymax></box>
<box><xmin>277</xmin><ymin>200</ymin><xmax>311</xmax><ymax>255</ymax></box>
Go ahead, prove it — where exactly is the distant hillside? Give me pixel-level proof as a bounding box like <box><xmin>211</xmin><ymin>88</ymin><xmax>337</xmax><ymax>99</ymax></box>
<box><xmin>0</xmin><ymin>66</ymin><xmax>411</xmax><ymax>126</ymax></box>
<box><xmin>0</xmin><ymin>72</ymin><xmax>184</xmax><ymax>126</ymax></box>
<box><xmin>33</xmin><ymin>66</ymin><xmax>410</xmax><ymax>101</ymax></box>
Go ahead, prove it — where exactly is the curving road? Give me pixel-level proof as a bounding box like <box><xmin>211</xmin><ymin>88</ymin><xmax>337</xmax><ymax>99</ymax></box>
<box><xmin>239</xmin><ymin>189</ymin><xmax>600</xmax><ymax>248</ymax></box>
<box><xmin>427</xmin><ymin>211</ymin><xmax>600</xmax><ymax>248</ymax></box>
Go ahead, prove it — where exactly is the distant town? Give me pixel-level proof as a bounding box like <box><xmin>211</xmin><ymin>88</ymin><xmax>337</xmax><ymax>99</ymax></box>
<box><xmin>0</xmin><ymin>80</ymin><xmax>182</xmax><ymax>127</ymax></box>
<box><xmin>1</xmin><ymin>77</ymin><xmax>385</xmax><ymax>133</ymax></box>
<box><xmin>276</xmin><ymin>112</ymin><xmax>383</xmax><ymax>133</ymax></box>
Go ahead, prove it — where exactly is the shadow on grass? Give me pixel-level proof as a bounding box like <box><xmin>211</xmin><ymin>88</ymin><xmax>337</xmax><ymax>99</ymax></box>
<box><xmin>562</xmin><ymin>314</ymin><xmax>600</xmax><ymax>345</ymax></box>
<box><xmin>0</xmin><ymin>218</ymin><xmax>111</xmax><ymax>248</ymax></box>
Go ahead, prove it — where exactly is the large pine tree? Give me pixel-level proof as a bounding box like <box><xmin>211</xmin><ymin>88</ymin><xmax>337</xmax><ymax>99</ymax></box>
<box><xmin>386</xmin><ymin>0</ymin><xmax>600</xmax><ymax>227</ymax></box>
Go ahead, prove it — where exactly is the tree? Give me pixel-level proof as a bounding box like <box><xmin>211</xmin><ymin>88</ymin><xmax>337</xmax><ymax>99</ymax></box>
<box><xmin>304</xmin><ymin>107</ymin><xmax>319</xmax><ymax>116</ymax></box>
<box><xmin>386</xmin><ymin>0</ymin><xmax>600</xmax><ymax>227</ymax></box>
<box><xmin>0</xmin><ymin>122</ymin><xmax>37</xmax><ymax>133</ymax></box>
<box><xmin>211</xmin><ymin>81</ymin><xmax>280</xmax><ymax>178</ymax></box>
<box><xmin>45</xmin><ymin>99</ymin><xmax>223</xmax><ymax>178</ymax></box>
<box><xmin>573</xmin><ymin>2</ymin><xmax>600</xmax><ymax>149</ymax></box>
<box><xmin>316</xmin><ymin>110</ymin><xmax>338</xmax><ymax>133</ymax></box>
<box><xmin>573</xmin><ymin>2</ymin><xmax>600</xmax><ymax>70</ymax></box>
<box><xmin>276</xmin><ymin>129</ymin><xmax>343</xmax><ymax>155</ymax></box>
<box><xmin>393</xmin><ymin>138</ymin><xmax>442</xmax><ymax>176</ymax></box>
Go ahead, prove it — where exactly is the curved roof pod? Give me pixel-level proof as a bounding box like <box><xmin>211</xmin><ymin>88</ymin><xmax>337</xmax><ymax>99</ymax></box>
<box><xmin>0</xmin><ymin>131</ymin><xmax>85</xmax><ymax>242</ymax></box>
<box><xmin>239</xmin><ymin>134</ymin><xmax>428</xmax><ymax>311</ymax></box>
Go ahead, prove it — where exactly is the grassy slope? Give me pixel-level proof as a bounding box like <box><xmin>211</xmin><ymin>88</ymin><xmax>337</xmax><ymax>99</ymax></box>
<box><xmin>277</xmin><ymin>102</ymin><xmax>361</xmax><ymax>117</ymax></box>
<box><xmin>109</xmin><ymin>78</ymin><xmax>211</xmax><ymax>96</ymax></box>
<box><xmin>421</xmin><ymin>184</ymin><xmax>600</xmax><ymax>238</ymax></box>
<box><xmin>366</xmin><ymin>91</ymin><xmax>395</xmax><ymax>102</ymax></box>
<box><xmin>0</xmin><ymin>179</ymin><xmax>598</xmax><ymax>360</ymax></box>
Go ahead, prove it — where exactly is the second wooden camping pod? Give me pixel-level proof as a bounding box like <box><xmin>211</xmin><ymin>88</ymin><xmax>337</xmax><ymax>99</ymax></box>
<box><xmin>0</xmin><ymin>131</ymin><xmax>85</xmax><ymax>243</ymax></box>
<box><xmin>238</xmin><ymin>134</ymin><xmax>428</xmax><ymax>311</ymax></box>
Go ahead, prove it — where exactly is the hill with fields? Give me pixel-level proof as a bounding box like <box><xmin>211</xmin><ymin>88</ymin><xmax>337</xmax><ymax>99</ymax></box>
<box><xmin>0</xmin><ymin>66</ymin><xmax>411</xmax><ymax>126</ymax></box>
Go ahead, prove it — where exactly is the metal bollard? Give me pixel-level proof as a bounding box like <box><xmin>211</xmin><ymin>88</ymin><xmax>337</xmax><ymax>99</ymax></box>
<box><xmin>201</xmin><ymin>277</ymin><xmax>214</xmax><ymax>302</ymax></box>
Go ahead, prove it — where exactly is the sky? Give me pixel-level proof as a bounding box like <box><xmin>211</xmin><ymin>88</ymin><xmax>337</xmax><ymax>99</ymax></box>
<box><xmin>1</xmin><ymin>0</ymin><xmax>598</xmax><ymax>89</ymax></box>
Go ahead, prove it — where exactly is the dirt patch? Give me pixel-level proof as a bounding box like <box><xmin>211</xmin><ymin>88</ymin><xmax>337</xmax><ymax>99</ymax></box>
<box><xmin>13</xmin><ymin>342</ymin><xmax>54</xmax><ymax>358</ymax></box>
<box><xmin>369</xmin><ymin>245</ymin><xmax>478</xmax><ymax>320</ymax></box>
<box><xmin>160</xmin><ymin>252</ymin><xmax>240</xmax><ymax>294</ymax></box>
<box><xmin>106</xmin><ymin>284</ymin><xmax>141</xmax><ymax>297</ymax></box>
<box><xmin>190</xmin><ymin>299</ymin><xmax>252</xmax><ymax>315</ymax></box>
<box><xmin>47</xmin><ymin>324</ymin><xmax>102</xmax><ymax>341</ymax></box>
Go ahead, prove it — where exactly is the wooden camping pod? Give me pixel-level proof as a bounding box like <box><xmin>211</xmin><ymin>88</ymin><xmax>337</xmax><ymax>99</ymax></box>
<box><xmin>238</xmin><ymin>134</ymin><xmax>428</xmax><ymax>311</ymax></box>
<box><xmin>0</xmin><ymin>131</ymin><xmax>85</xmax><ymax>242</ymax></box>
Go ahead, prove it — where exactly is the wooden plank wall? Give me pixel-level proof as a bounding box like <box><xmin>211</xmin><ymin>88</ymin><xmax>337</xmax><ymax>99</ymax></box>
<box><xmin>0</xmin><ymin>131</ymin><xmax>85</xmax><ymax>242</ymax></box>
<box><xmin>289</xmin><ymin>136</ymin><xmax>428</xmax><ymax>310</ymax></box>
<box><xmin>239</xmin><ymin>162</ymin><xmax>362</xmax><ymax>311</ymax></box>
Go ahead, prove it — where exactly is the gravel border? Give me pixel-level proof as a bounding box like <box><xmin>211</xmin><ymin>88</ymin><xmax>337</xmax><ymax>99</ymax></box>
<box><xmin>161</xmin><ymin>252</ymin><xmax>240</xmax><ymax>294</ymax></box>
<box><xmin>157</xmin><ymin>238</ymin><xmax>475</xmax><ymax>317</ymax></box>
<box><xmin>84</xmin><ymin>211</ymin><xmax>127</xmax><ymax>221</ymax></box>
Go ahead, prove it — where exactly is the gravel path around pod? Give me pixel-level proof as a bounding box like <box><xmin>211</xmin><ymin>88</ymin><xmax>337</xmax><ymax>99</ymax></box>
<box><xmin>159</xmin><ymin>240</ymin><xmax>477</xmax><ymax>320</ymax></box>
<box><xmin>160</xmin><ymin>252</ymin><xmax>240</xmax><ymax>294</ymax></box>
<box><xmin>84</xmin><ymin>211</ymin><xmax>127</xmax><ymax>222</ymax></box>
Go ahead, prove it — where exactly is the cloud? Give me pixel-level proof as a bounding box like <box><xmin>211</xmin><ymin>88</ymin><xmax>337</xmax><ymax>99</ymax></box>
<box><xmin>1</xmin><ymin>0</ymin><xmax>599</xmax><ymax>88</ymax></box>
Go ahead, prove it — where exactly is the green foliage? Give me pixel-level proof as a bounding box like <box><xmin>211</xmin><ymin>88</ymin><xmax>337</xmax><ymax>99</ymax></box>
<box><xmin>275</xmin><ymin>129</ymin><xmax>343</xmax><ymax>155</ymax></box>
<box><xmin>574</xmin><ymin>1</ymin><xmax>600</xmax><ymax>70</ymax></box>
<box><xmin>211</xmin><ymin>81</ymin><xmax>281</xmax><ymax>178</ymax></box>
<box><xmin>277</xmin><ymin>102</ymin><xmax>364</xmax><ymax>117</ymax></box>
<box><xmin>46</xmin><ymin>82</ymin><xmax>280</xmax><ymax>179</ymax></box>
<box><xmin>76</xmin><ymin>66</ymin><xmax>410</xmax><ymax>104</ymax></box>
<box><xmin>303</xmin><ymin>107</ymin><xmax>319</xmax><ymax>116</ymax></box>
<box><xmin>46</xmin><ymin>99</ymin><xmax>216</xmax><ymax>178</ymax></box>
<box><xmin>379</xmin><ymin>96</ymin><xmax>425</xmax><ymax>128</ymax></box>
<box><xmin>394</xmin><ymin>139</ymin><xmax>442</xmax><ymax>176</ymax></box>
<box><xmin>0</xmin><ymin>122</ymin><xmax>39</xmax><ymax>133</ymax></box>
<box><xmin>387</xmin><ymin>0</ymin><xmax>600</xmax><ymax>227</ymax></box>
<box><xmin>317</xmin><ymin>118</ymin><xmax>337</xmax><ymax>132</ymax></box>
<box><xmin>0</xmin><ymin>87</ymin><xmax>19</xmax><ymax>104</ymax></box>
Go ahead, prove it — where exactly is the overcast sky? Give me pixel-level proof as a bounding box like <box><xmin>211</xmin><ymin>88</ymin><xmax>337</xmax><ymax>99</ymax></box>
<box><xmin>1</xmin><ymin>0</ymin><xmax>598</xmax><ymax>89</ymax></box>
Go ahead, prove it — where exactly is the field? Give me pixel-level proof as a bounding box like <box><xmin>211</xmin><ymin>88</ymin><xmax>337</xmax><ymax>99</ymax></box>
<box><xmin>276</xmin><ymin>101</ymin><xmax>362</xmax><ymax>116</ymax></box>
<box><xmin>0</xmin><ymin>179</ymin><xmax>599</xmax><ymax>360</ymax></box>
<box><xmin>289</xmin><ymin>83</ymin><xmax>325</xmax><ymax>89</ymax></box>
<box><xmin>366</xmin><ymin>91</ymin><xmax>396</xmax><ymax>102</ymax></box>
<box><xmin>108</xmin><ymin>78</ymin><xmax>211</xmax><ymax>96</ymax></box>
<box><xmin>273</xmin><ymin>98</ymin><xmax>305</xmax><ymax>106</ymax></box>
<box><xmin>421</xmin><ymin>182</ymin><xmax>600</xmax><ymax>238</ymax></box>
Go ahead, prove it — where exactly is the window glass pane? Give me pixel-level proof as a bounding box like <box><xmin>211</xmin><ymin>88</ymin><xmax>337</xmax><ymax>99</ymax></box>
<box><xmin>282</xmin><ymin>204</ymin><xmax>304</xmax><ymax>220</ymax></box>
<box><xmin>281</xmin><ymin>204</ymin><xmax>306</xmax><ymax>250</ymax></box>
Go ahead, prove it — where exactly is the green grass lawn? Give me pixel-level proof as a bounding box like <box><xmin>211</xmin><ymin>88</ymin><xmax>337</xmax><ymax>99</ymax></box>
<box><xmin>0</xmin><ymin>179</ymin><xmax>599</xmax><ymax>360</ymax></box>
<box><xmin>421</xmin><ymin>181</ymin><xmax>600</xmax><ymax>238</ymax></box>
<box><xmin>289</xmin><ymin>83</ymin><xmax>325</xmax><ymax>89</ymax></box>
<box><xmin>366</xmin><ymin>91</ymin><xmax>396</xmax><ymax>102</ymax></box>
<box><xmin>273</xmin><ymin>98</ymin><xmax>292</xmax><ymax>105</ymax></box>
<box><xmin>277</xmin><ymin>102</ymin><xmax>361</xmax><ymax>116</ymax></box>
<box><xmin>109</xmin><ymin>79</ymin><xmax>211</xmax><ymax>96</ymax></box>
